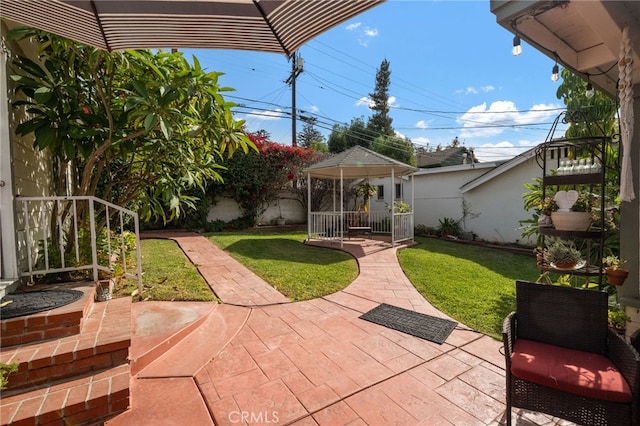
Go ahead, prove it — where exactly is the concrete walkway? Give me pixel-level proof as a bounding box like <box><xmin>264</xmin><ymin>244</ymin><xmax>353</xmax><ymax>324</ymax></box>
<box><xmin>107</xmin><ymin>232</ymin><xmax>560</xmax><ymax>426</ymax></box>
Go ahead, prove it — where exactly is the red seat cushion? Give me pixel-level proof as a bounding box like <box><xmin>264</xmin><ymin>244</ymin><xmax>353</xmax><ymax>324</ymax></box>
<box><xmin>511</xmin><ymin>339</ymin><xmax>632</xmax><ymax>403</ymax></box>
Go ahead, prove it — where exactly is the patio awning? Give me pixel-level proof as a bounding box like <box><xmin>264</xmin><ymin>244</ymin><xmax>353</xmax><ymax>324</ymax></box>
<box><xmin>304</xmin><ymin>145</ymin><xmax>418</xmax><ymax>179</ymax></box>
<box><xmin>0</xmin><ymin>0</ymin><xmax>385</xmax><ymax>55</ymax></box>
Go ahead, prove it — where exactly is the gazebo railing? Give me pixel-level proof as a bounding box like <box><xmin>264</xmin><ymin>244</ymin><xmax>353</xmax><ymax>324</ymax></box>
<box><xmin>308</xmin><ymin>212</ymin><xmax>342</xmax><ymax>240</ymax></box>
<box><xmin>308</xmin><ymin>211</ymin><xmax>413</xmax><ymax>243</ymax></box>
<box><xmin>393</xmin><ymin>212</ymin><xmax>414</xmax><ymax>242</ymax></box>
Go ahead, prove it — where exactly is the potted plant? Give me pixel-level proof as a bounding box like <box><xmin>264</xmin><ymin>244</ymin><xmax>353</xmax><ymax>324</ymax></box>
<box><xmin>437</xmin><ymin>217</ymin><xmax>462</xmax><ymax>239</ymax></box>
<box><xmin>549</xmin><ymin>190</ymin><xmax>594</xmax><ymax>231</ymax></box>
<box><xmin>608</xmin><ymin>306</ymin><xmax>631</xmax><ymax>335</ymax></box>
<box><xmin>355</xmin><ymin>182</ymin><xmax>377</xmax><ymax>215</ymax></box>
<box><xmin>543</xmin><ymin>239</ymin><xmax>582</xmax><ymax>269</ymax></box>
<box><xmin>96</xmin><ymin>268</ymin><xmax>119</xmax><ymax>302</ymax></box>
<box><xmin>603</xmin><ymin>255</ymin><xmax>629</xmax><ymax>286</ymax></box>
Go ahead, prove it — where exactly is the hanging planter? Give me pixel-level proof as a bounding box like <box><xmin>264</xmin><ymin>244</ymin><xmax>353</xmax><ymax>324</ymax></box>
<box><xmin>606</xmin><ymin>268</ymin><xmax>629</xmax><ymax>286</ymax></box>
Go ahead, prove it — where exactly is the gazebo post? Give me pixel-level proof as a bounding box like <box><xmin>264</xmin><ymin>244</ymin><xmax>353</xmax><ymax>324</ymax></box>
<box><xmin>332</xmin><ymin>179</ymin><xmax>336</xmax><ymax>215</ymax></box>
<box><xmin>307</xmin><ymin>171</ymin><xmax>311</xmax><ymax>242</ymax></box>
<box><xmin>340</xmin><ymin>168</ymin><xmax>344</xmax><ymax>248</ymax></box>
<box><xmin>391</xmin><ymin>168</ymin><xmax>395</xmax><ymax>246</ymax></box>
<box><xmin>411</xmin><ymin>173</ymin><xmax>415</xmax><ymax>241</ymax></box>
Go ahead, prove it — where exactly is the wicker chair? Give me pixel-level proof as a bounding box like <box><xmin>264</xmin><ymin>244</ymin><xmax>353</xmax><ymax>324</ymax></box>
<box><xmin>503</xmin><ymin>280</ymin><xmax>640</xmax><ymax>425</ymax></box>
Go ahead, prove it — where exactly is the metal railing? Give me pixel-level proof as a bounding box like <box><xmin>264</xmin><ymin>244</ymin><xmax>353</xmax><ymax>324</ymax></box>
<box><xmin>16</xmin><ymin>196</ymin><xmax>142</xmax><ymax>294</ymax></box>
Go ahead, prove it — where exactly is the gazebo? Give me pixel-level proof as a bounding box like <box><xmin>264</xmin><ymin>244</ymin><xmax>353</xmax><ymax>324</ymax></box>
<box><xmin>303</xmin><ymin>146</ymin><xmax>418</xmax><ymax>247</ymax></box>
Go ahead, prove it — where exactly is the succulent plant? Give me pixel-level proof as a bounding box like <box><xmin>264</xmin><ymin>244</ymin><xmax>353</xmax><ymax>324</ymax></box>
<box><xmin>543</xmin><ymin>240</ymin><xmax>582</xmax><ymax>265</ymax></box>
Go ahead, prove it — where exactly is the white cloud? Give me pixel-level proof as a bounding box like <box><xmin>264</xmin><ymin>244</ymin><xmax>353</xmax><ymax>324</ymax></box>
<box><xmin>416</xmin><ymin>120</ymin><xmax>428</xmax><ymax>129</ymax></box>
<box><xmin>307</xmin><ymin>105</ymin><xmax>319</xmax><ymax>113</ymax></box>
<box><xmin>346</xmin><ymin>21</ymin><xmax>379</xmax><ymax>47</ymax></box>
<box><xmin>356</xmin><ymin>96</ymin><xmax>373</xmax><ymax>108</ymax></box>
<box><xmin>457</xmin><ymin>101</ymin><xmax>561</xmax><ymax>139</ymax></box>
<box><xmin>364</xmin><ymin>28</ymin><xmax>379</xmax><ymax>37</ymax></box>
<box><xmin>356</xmin><ymin>96</ymin><xmax>398</xmax><ymax>109</ymax></box>
<box><xmin>412</xmin><ymin>136</ymin><xmax>432</xmax><ymax>148</ymax></box>
<box><xmin>245</xmin><ymin>109</ymin><xmax>283</xmax><ymax>121</ymax></box>
<box><xmin>473</xmin><ymin>139</ymin><xmax>540</xmax><ymax>162</ymax></box>
<box><xmin>456</xmin><ymin>85</ymin><xmax>495</xmax><ymax>95</ymax></box>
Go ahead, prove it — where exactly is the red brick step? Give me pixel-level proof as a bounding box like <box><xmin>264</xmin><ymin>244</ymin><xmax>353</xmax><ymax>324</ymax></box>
<box><xmin>1</xmin><ymin>284</ymin><xmax>94</xmax><ymax>348</ymax></box>
<box><xmin>0</xmin><ymin>283</ymin><xmax>132</xmax><ymax>426</ymax></box>
<box><xmin>0</xmin><ymin>364</ymin><xmax>130</xmax><ymax>426</ymax></box>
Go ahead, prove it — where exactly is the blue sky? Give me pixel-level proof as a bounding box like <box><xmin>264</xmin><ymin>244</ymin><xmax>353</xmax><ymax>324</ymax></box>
<box><xmin>181</xmin><ymin>0</ymin><xmax>567</xmax><ymax>162</ymax></box>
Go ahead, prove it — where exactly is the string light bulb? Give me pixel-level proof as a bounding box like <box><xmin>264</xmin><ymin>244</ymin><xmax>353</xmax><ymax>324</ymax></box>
<box><xmin>551</xmin><ymin>63</ymin><xmax>559</xmax><ymax>82</ymax></box>
<box><xmin>512</xmin><ymin>35</ymin><xmax>522</xmax><ymax>56</ymax></box>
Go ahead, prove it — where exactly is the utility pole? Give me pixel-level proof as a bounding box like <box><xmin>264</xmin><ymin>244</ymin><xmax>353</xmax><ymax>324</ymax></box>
<box><xmin>286</xmin><ymin>53</ymin><xmax>303</xmax><ymax>147</ymax></box>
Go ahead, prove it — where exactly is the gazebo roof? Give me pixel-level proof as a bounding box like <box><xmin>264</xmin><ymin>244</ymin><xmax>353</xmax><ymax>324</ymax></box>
<box><xmin>304</xmin><ymin>146</ymin><xmax>418</xmax><ymax>179</ymax></box>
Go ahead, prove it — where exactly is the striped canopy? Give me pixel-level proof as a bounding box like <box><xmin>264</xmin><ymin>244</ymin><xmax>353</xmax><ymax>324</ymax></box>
<box><xmin>1</xmin><ymin>0</ymin><xmax>384</xmax><ymax>55</ymax></box>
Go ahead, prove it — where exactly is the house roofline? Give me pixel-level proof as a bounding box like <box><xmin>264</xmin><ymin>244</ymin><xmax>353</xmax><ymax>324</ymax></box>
<box><xmin>413</xmin><ymin>162</ymin><xmax>498</xmax><ymax>176</ymax></box>
<box><xmin>460</xmin><ymin>147</ymin><xmax>537</xmax><ymax>193</ymax></box>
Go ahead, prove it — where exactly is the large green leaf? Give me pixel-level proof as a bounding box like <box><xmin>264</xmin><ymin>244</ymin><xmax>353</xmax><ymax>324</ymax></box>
<box><xmin>132</xmin><ymin>80</ymin><xmax>149</xmax><ymax>98</ymax></box>
<box><xmin>143</xmin><ymin>113</ymin><xmax>158</xmax><ymax>133</ymax></box>
<box><xmin>33</xmin><ymin>87</ymin><xmax>53</xmax><ymax>104</ymax></box>
<box><xmin>34</xmin><ymin>125</ymin><xmax>57</xmax><ymax>149</ymax></box>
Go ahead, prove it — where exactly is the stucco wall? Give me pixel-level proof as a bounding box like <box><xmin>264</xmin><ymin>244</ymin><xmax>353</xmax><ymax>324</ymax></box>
<box><xmin>3</xmin><ymin>23</ymin><xmax>56</xmax><ymax>276</ymax></box>
<box><xmin>369</xmin><ymin>158</ymin><xmax>540</xmax><ymax>245</ymax></box>
<box><xmin>207</xmin><ymin>192</ymin><xmax>306</xmax><ymax>225</ymax></box>
<box><xmin>462</xmin><ymin>157</ymin><xmax>539</xmax><ymax>245</ymax></box>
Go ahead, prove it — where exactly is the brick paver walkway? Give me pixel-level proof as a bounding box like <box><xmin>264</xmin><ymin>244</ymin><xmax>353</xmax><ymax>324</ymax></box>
<box><xmin>108</xmin><ymin>232</ymin><xmax>560</xmax><ymax>426</ymax></box>
<box><xmin>142</xmin><ymin>231</ymin><xmax>289</xmax><ymax>306</ymax></box>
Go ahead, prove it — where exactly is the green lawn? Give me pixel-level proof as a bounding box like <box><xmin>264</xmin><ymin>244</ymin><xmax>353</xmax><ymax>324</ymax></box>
<box><xmin>397</xmin><ymin>237</ymin><xmax>540</xmax><ymax>339</ymax></box>
<box><xmin>133</xmin><ymin>231</ymin><xmax>541</xmax><ymax>340</ymax></box>
<box><xmin>117</xmin><ymin>239</ymin><xmax>217</xmax><ymax>302</ymax></box>
<box><xmin>207</xmin><ymin>231</ymin><xmax>358</xmax><ymax>301</ymax></box>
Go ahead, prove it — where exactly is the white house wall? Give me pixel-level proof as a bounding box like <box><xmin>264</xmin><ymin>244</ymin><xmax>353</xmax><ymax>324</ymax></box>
<box><xmin>410</xmin><ymin>167</ymin><xmax>489</xmax><ymax>231</ymax></box>
<box><xmin>463</xmin><ymin>156</ymin><xmax>540</xmax><ymax>245</ymax></box>
<box><xmin>370</xmin><ymin>158</ymin><xmax>540</xmax><ymax>245</ymax></box>
<box><xmin>2</xmin><ymin>24</ymin><xmax>56</xmax><ymax>278</ymax></box>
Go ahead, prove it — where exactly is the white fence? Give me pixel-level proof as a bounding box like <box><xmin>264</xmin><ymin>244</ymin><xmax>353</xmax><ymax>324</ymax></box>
<box><xmin>16</xmin><ymin>196</ymin><xmax>142</xmax><ymax>293</ymax></box>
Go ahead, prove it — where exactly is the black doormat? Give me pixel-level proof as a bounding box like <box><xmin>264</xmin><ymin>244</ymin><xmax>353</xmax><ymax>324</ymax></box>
<box><xmin>359</xmin><ymin>303</ymin><xmax>457</xmax><ymax>344</ymax></box>
<box><xmin>0</xmin><ymin>289</ymin><xmax>84</xmax><ymax>320</ymax></box>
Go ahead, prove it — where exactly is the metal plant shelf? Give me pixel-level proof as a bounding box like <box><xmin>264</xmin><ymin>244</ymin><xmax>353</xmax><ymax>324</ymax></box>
<box><xmin>538</xmin><ymin>227</ymin><xmax>602</xmax><ymax>239</ymax></box>
<box><xmin>543</xmin><ymin>173</ymin><xmax>602</xmax><ymax>186</ymax></box>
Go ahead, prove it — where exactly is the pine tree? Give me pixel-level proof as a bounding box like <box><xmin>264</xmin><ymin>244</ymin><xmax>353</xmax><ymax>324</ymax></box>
<box><xmin>297</xmin><ymin>118</ymin><xmax>326</xmax><ymax>149</ymax></box>
<box><xmin>367</xmin><ymin>59</ymin><xmax>394</xmax><ymax>137</ymax></box>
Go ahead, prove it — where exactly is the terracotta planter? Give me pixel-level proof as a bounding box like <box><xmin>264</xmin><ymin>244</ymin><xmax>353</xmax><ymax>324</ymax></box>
<box><xmin>553</xmin><ymin>261</ymin><xmax>578</xmax><ymax>269</ymax></box>
<box><xmin>606</xmin><ymin>268</ymin><xmax>629</xmax><ymax>286</ymax></box>
<box><xmin>609</xmin><ymin>325</ymin><xmax>626</xmax><ymax>335</ymax></box>
<box><xmin>551</xmin><ymin>211</ymin><xmax>592</xmax><ymax>231</ymax></box>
